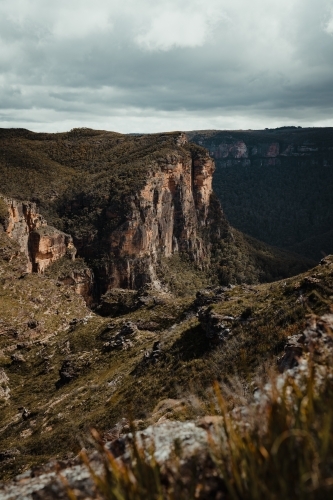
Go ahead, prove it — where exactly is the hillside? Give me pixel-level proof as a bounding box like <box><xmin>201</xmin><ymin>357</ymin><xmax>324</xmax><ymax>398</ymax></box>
<box><xmin>0</xmin><ymin>128</ymin><xmax>313</xmax><ymax>297</ymax></box>
<box><xmin>188</xmin><ymin>127</ymin><xmax>333</xmax><ymax>260</ymax></box>
<box><xmin>0</xmin><ymin>216</ymin><xmax>332</xmax><ymax>482</ymax></box>
<box><xmin>0</xmin><ymin>127</ymin><xmax>325</xmax><ymax>496</ymax></box>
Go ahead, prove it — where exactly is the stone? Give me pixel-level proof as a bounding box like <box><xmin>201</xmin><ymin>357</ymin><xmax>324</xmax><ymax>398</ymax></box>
<box><xmin>97</xmin><ymin>288</ymin><xmax>138</xmax><ymax>316</ymax></box>
<box><xmin>56</xmin><ymin>359</ymin><xmax>77</xmax><ymax>388</ymax></box>
<box><xmin>11</xmin><ymin>353</ymin><xmax>26</xmax><ymax>364</ymax></box>
<box><xmin>105</xmin><ymin>144</ymin><xmax>216</xmax><ymax>290</ymax></box>
<box><xmin>0</xmin><ymin>369</ymin><xmax>10</xmax><ymax>401</ymax></box>
<box><xmin>0</xmin><ymin>420</ymin><xmax>224</xmax><ymax>500</ymax></box>
<box><xmin>27</xmin><ymin>319</ymin><xmax>38</xmax><ymax>329</ymax></box>
<box><xmin>0</xmin><ymin>449</ymin><xmax>20</xmax><ymax>462</ymax></box>
<box><xmin>0</xmin><ymin>196</ymin><xmax>76</xmax><ymax>274</ymax></box>
<box><xmin>119</xmin><ymin>321</ymin><xmax>138</xmax><ymax>336</ymax></box>
<box><xmin>141</xmin><ymin>341</ymin><xmax>164</xmax><ymax>364</ymax></box>
<box><xmin>22</xmin><ymin>407</ymin><xmax>32</xmax><ymax>420</ymax></box>
<box><xmin>136</xmin><ymin>320</ymin><xmax>159</xmax><ymax>331</ymax></box>
<box><xmin>198</xmin><ymin>307</ymin><xmax>232</xmax><ymax>344</ymax></box>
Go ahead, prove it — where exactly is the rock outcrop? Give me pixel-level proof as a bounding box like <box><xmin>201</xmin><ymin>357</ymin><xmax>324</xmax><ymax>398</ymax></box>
<box><xmin>0</xmin><ymin>369</ymin><xmax>10</xmax><ymax>401</ymax></box>
<box><xmin>0</xmin><ymin>196</ymin><xmax>76</xmax><ymax>273</ymax></box>
<box><xmin>105</xmin><ymin>140</ymin><xmax>216</xmax><ymax>290</ymax></box>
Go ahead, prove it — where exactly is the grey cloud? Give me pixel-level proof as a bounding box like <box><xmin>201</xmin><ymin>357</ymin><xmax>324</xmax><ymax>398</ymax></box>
<box><xmin>1</xmin><ymin>0</ymin><xmax>333</xmax><ymax>132</ymax></box>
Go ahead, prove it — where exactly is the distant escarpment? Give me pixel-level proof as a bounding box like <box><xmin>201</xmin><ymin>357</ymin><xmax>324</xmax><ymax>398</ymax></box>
<box><xmin>188</xmin><ymin>127</ymin><xmax>333</xmax><ymax>260</ymax></box>
<box><xmin>0</xmin><ymin>128</ymin><xmax>313</xmax><ymax>303</ymax></box>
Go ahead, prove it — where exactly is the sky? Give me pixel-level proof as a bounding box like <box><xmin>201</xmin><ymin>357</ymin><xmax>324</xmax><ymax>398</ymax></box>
<box><xmin>0</xmin><ymin>0</ymin><xmax>333</xmax><ymax>133</ymax></box>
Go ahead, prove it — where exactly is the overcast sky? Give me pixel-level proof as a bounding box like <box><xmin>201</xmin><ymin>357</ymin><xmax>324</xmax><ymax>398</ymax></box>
<box><xmin>1</xmin><ymin>0</ymin><xmax>333</xmax><ymax>133</ymax></box>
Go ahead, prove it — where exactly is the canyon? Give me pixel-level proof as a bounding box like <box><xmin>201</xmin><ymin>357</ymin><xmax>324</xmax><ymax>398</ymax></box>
<box><xmin>189</xmin><ymin>127</ymin><xmax>333</xmax><ymax>259</ymax></box>
<box><xmin>0</xmin><ymin>127</ymin><xmax>332</xmax><ymax>498</ymax></box>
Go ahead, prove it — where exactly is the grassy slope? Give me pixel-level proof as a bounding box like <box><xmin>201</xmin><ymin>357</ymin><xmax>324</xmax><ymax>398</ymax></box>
<box><xmin>0</xmin><ymin>219</ymin><xmax>332</xmax><ymax>478</ymax></box>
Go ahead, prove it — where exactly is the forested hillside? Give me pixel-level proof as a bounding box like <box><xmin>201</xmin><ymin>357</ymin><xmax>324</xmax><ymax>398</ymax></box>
<box><xmin>188</xmin><ymin>127</ymin><xmax>333</xmax><ymax>260</ymax></box>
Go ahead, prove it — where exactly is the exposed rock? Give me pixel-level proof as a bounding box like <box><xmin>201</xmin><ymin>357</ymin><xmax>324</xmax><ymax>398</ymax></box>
<box><xmin>11</xmin><ymin>353</ymin><xmax>26</xmax><ymax>364</ymax></box>
<box><xmin>277</xmin><ymin>314</ymin><xmax>333</xmax><ymax>373</ymax></box>
<box><xmin>58</xmin><ymin>267</ymin><xmax>94</xmax><ymax>306</ymax></box>
<box><xmin>136</xmin><ymin>320</ymin><xmax>160</xmax><ymax>331</ymax></box>
<box><xmin>56</xmin><ymin>359</ymin><xmax>77</xmax><ymax>387</ymax></box>
<box><xmin>141</xmin><ymin>340</ymin><xmax>164</xmax><ymax>364</ymax></box>
<box><xmin>119</xmin><ymin>321</ymin><xmax>138</xmax><ymax>336</ymax></box>
<box><xmin>0</xmin><ymin>195</ymin><xmax>76</xmax><ymax>274</ymax></box>
<box><xmin>0</xmin><ymin>421</ymin><xmax>223</xmax><ymax>500</ymax></box>
<box><xmin>104</xmin><ymin>144</ymin><xmax>216</xmax><ymax>290</ymax></box>
<box><xmin>0</xmin><ymin>369</ymin><xmax>10</xmax><ymax>401</ymax></box>
<box><xmin>27</xmin><ymin>319</ymin><xmax>38</xmax><ymax>329</ymax></box>
<box><xmin>21</xmin><ymin>407</ymin><xmax>32</xmax><ymax>420</ymax></box>
<box><xmin>198</xmin><ymin>307</ymin><xmax>233</xmax><ymax>343</ymax></box>
<box><xmin>56</xmin><ymin>353</ymin><xmax>93</xmax><ymax>388</ymax></box>
<box><xmin>103</xmin><ymin>337</ymin><xmax>133</xmax><ymax>352</ymax></box>
<box><xmin>194</xmin><ymin>286</ymin><xmax>228</xmax><ymax>309</ymax></box>
<box><xmin>0</xmin><ymin>449</ymin><xmax>20</xmax><ymax>463</ymax></box>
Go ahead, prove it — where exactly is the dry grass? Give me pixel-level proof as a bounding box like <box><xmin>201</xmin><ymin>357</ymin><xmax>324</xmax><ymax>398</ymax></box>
<box><xmin>72</xmin><ymin>325</ymin><xmax>333</xmax><ymax>500</ymax></box>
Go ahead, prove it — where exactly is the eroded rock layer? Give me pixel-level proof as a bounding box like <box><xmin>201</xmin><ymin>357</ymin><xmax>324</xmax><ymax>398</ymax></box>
<box><xmin>106</xmin><ymin>142</ymin><xmax>216</xmax><ymax>289</ymax></box>
<box><xmin>0</xmin><ymin>196</ymin><xmax>75</xmax><ymax>273</ymax></box>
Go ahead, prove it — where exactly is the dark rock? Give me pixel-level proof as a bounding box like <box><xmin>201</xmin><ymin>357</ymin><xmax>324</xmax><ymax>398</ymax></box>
<box><xmin>194</xmin><ymin>287</ymin><xmax>226</xmax><ymax>309</ymax></box>
<box><xmin>0</xmin><ymin>448</ymin><xmax>20</xmax><ymax>462</ymax></box>
<box><xmin>277</xmin><ymin>344</ymin><xmax>303</xmax><ymax>372</ymax></box>
<box><xmin>277</xmin><ymin>315</ymin><xmax>333</xmax><ymax>372</ymax></box>
<box><xmin>27</xmin><ymin>319</ymin><xmax>39</xmax><ymax>329</ymax></box>
<box><xmin>16</xmin><ymin>342</ymin><xmax>30</xmax><ymax>350</ymax></box>
<box><xmin>141</xmin><ymin>341</ymin><xmax>164</xmax><ymax>364</ymax></box>
<box><xmin>69</xmin><ymin>318</ymin><xmax>79</xmax><ymax>326</ymax></box>
<box><xmin>97</xmin><ymin>288</ymin><xmax>138</xmax><ymax>317</ymax></box>
<box><xmin>56</xmin><ymin>359</ymin><xmax>77</xmax><ymax>388</ymax></box>
<box><xmin>119</xmin><ymin>321</ymin><xmax>138</xmax><ymax>337</ymax></box>
<box><xmin>22</xmin><ymin>407</ymin><xmax>32</xmax><ymax>420</ymax></box>
<box><xmin>152</xmin><ymin>341</ymin><xmax>161</xmax><ymax>352</ymax></box>
<box><xmin>103</xmin><ymin>336</ymin><xmax>133</xmax><ymax>352</ymax></box>
<box><xmin>198</xmin><ymin>308</ymin><xmax>232</xmax><ymax>344</ymax></box>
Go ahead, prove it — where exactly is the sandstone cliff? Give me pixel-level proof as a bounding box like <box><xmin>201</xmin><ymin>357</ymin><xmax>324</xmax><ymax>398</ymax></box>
<box><xmin>105</xmin><ymin>141</ymin><xmax>215</xmax><ymax>290</ymax></box>
<box><xmin>0</xmin><ymin>196</ymin><xmax>75</xmax><ymax>273</ymax></box>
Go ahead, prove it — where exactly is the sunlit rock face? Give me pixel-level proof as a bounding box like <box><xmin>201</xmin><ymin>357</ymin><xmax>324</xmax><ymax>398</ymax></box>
<box><xmin>106</xmin><ymin>139</ymin><xmax>216</xmax><ymax>290</ymax></box>
<box><xmin>0</xmin><ymin>196</ymin><xmax>75</xmax><ymax>273</ymax></box>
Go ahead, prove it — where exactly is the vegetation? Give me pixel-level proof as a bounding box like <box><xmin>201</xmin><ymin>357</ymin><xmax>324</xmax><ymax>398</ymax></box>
<box><xmin>0</xmin><ymin>127</ymin><xmax>330</xmax><ymax>494</ymax></box>
<box><xmin>79</xmin><ymin>357</ymin><xmax>333</xmax><ymax>499</ymax></box>
<box><xmin>0</xmin><ymin>234</ymin><xmax>332</xmax><ymax>481</ymax></box>
<box><xmin>0</xmin><ymin>128</ymin><xmax>314</xmax><ymax>294</ymax></box>
<box><xmin>189</xmin><ymin>128</ymin><xmax>333</xmax><ymax>260</ymax></box>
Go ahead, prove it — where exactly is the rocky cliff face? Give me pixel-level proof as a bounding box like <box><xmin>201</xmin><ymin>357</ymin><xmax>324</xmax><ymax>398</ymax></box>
<box><xmin>0</xmin><ymin>196</ymin><xmax>75</xmax><ymax>273</ymax></box>
<box><xmin>104</xmin><ymin>141</ymin><xmax>216</xmax><ymax>290</ymax></box>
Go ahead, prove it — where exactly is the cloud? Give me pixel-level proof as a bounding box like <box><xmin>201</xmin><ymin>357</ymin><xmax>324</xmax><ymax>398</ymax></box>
<box><xmin>135</xmin><ymin>2</ymin><xmax>226</xmax><ymax>51</ymax></box>
<box><xmin>0</xmin><ymin>0</ymin><xmax>333</xmax><ymax>132</ymax></box>
<box><xmin>324</xmin><ymin>8</ymin><xmax>333</xmax><ymax>34</ymax></box>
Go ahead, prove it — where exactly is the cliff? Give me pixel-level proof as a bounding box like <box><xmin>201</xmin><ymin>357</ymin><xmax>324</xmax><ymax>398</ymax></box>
<box><xmin>0</xmin><ymin>196</ymin><xmax>75</xmax><ymax>273</ymax></box>
<box><xmin>105</xmin><ymin>143</ymin><xmax>215</xmax><ymax>289</ymax></box>
<box><xmin>188</xmin><ymin>127</ymin><xmax>333</xmax><ymax>259</ymax></box>
<box><xmin>0</xmin><ymin>128</ymin><xmax>313</xmax><ymax>298</ymax></box>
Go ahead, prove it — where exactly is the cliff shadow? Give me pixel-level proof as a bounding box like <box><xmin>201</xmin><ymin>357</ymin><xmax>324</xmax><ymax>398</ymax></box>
<box><xmin>169</xmin><ymin>323</ymin><xmax>211</xmax><ymax>362</ymax></box>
